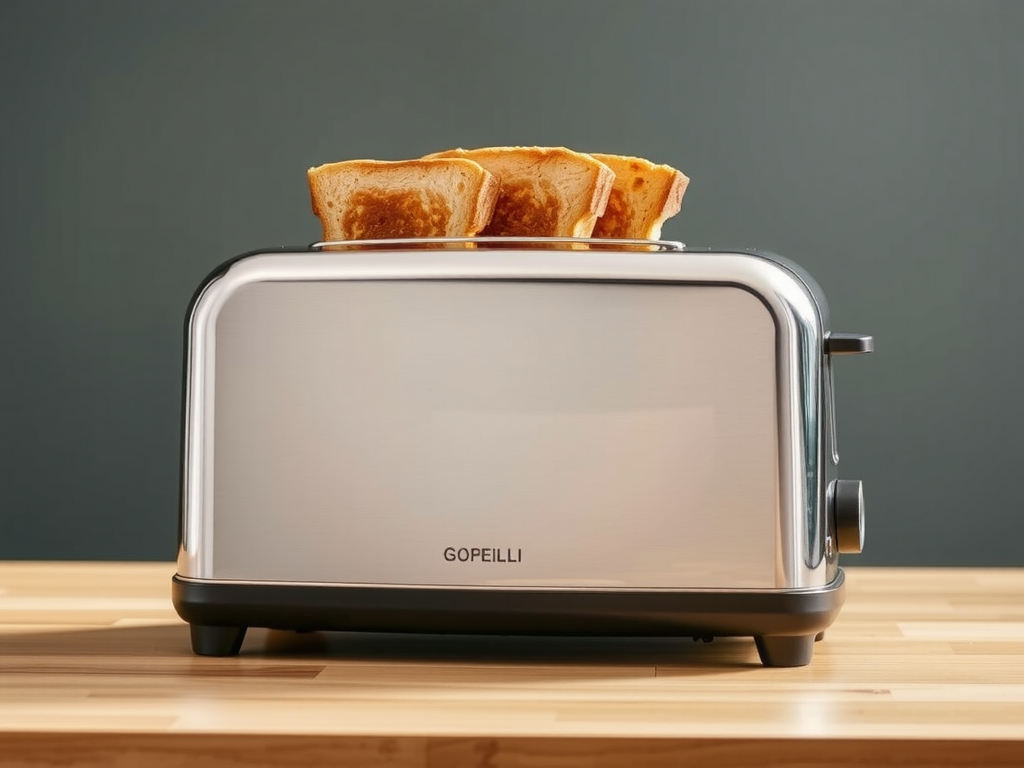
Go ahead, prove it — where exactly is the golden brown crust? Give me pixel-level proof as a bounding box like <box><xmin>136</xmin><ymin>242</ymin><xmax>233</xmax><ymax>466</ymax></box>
<box><xmin>424</xmin><ymin>147</ymin><xmax>614</xmax><ymax>238</ymax></box>
<box><xmin>589</xmin><ymin>153</ymin><xmax>689</xmax><ymax>240</ymax></box>
<box><xmin>482</xmin><ymin>179</ymin><xmax>559</xmax><ymax>237</ymax></box>
<box><xmin>593</xmin><ymin>185</ymin><xmax>630</xmax><ymax>240</ymax></box>
<box><xmin>340</xmin><ymin>188</ymin><xmax>452</xmax><ymax>239</ymax></box>
<box><xmin>472</xmin><ymin>171</ymin><xmax>500</xmax><ymax>234</ymax></box>
<box><xmin>306</xmin><ymin>151</ymin><xmax>686</xmax><ymax>245</ymax></box>
<box><xmin>307</xmin><ymin>158</ymin><xmax>497</xmax><ymax>242</ymax></box>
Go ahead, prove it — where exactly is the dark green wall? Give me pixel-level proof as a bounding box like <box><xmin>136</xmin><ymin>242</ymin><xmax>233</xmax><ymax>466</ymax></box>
<box><xmin>2</xmin><ymin>0</ymin><xmax>1022</xmax><ymax>565</ymax></box>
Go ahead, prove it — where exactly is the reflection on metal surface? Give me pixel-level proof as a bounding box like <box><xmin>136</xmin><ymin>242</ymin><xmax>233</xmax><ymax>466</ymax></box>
<box><xmin>178</xmin><ymin>247</ymin><xmax>824</xmax><ymax>590</ymax></box>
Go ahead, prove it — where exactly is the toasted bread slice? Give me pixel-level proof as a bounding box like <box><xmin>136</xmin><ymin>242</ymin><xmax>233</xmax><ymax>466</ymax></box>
<box><xmin>307</xmin><ymin>159</ymin><xmax>498</xmax><ymax>242</ymax></box>
<box><xmin>589</xmin><ymin>154</ymin><xmax>689</xmax><ymax>241</ymax></box>
<box><xmin>423</xmin><ymin>147</ymin><xmax>614</xmax><ymax>238</ymax></box>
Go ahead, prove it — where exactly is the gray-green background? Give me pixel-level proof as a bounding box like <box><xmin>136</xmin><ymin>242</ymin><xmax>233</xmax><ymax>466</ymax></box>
<box><xmin>2</xmin><ymin>0</ymin><xmax>1021</xmax><ymax>566</ymax></box>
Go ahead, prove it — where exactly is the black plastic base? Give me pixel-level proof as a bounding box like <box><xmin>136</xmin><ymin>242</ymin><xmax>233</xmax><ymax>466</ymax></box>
<box><xmin>172</xmin><ymin>571</ymin><xmax>846</xmax><ymax>667</ymax></box>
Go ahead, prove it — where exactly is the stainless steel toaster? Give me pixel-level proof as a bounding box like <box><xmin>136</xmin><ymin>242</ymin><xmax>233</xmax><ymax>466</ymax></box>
<box><xmin>172</xmin><ymin>236</ymin><xmax>873</xmax><ymax>667</ymax></box>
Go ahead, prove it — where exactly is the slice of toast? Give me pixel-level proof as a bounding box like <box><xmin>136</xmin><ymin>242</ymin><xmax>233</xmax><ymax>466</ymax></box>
<box><xmin>423</xmin><ymin>147</ymin><xmax>615</xmax><ymax>238</ymax></box>
<box><xmin>307</xmin><ymin>159</ymin><xmax>498</xmax><ymax>242</ymax></box>
<box><xmin>589</xmin><ymin>154</ymin><xmax>689</xmax><ymax>241</ymax></box>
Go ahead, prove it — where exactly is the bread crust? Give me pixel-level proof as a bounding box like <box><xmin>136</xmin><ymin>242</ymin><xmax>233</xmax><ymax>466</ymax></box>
<box><xmin>589</xmin><ymin>153</ymin><xmax>689</xmax><ymax>240</ymax></box>
<box><xmin>424</xmin><ymin>147</ymin><xmax>615</xmax><ymax>238</ymax></box>
<box><xmin>307</xmin><ymin>159</ymin><xmax>498</xmax><ymax>242</ymax></box>
<box><xmin>307</xmin><ymin>150</ymin><xmax>687</xmax><ymax>245</ymax></box>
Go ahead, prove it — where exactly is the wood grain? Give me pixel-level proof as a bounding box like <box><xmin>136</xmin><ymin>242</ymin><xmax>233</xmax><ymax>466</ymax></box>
<box><xmin>1</xmin><ymin>563</ymin><xmax>1022</xmax><ymax>767</ymax></box>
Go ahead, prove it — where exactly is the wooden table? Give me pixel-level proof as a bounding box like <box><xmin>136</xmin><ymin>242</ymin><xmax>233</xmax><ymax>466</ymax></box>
<box><xmin>1</xmin><ymin>563</ymin><xmax>1022</xmax><ymax>767</ymax></box>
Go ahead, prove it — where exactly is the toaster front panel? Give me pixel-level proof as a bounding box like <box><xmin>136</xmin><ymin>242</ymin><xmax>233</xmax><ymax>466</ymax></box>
<box><xmin>205</xmin><ymin>279</ymin><xmax>779</xmax><ymax>590</ymax></box>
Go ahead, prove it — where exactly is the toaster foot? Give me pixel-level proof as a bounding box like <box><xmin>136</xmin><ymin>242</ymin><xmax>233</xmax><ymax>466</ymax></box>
<box><xmin>190</xmin><ymin>624</ymin><xmax>247</xmax><ymax>657</ymax></box>
<box><xmin>754</xmin><ymin>634</ymin><xmax>816</xmax><ymax>667</ymax></box>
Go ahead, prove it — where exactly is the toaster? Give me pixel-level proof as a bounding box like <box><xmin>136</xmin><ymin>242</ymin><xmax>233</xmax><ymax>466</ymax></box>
<box><xmin>172</xmin><ymin>236</ymin><xmax>873</xmax><ymax>667</ymax></box>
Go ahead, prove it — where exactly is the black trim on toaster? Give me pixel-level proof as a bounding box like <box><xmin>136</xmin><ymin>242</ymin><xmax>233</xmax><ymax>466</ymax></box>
<box><xmin>171</xmin><ymin>570</ymin><xmax>846</xmax><ymax>668</ymax></box>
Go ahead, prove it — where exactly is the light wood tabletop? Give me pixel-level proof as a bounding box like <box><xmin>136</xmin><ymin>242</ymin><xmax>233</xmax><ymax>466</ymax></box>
<box><xmin>1</xmin><ymin>563</ymin><xmax>1022</xmax><ymax>767</ymax></box>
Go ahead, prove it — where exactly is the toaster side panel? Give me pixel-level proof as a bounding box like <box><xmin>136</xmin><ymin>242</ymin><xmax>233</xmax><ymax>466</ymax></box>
<box><xmin>203</xmin><ymin>279</ymin><xmax>780</xmax><ymax>590</ymax></box>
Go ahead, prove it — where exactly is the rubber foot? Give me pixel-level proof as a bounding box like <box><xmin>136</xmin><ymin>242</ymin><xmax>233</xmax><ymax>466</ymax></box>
<box><xmin>754</xmin><ymin>634</ymin><xmax>816</xmax><ymax>667</ymax></box>
<box><xmin>190</xmin><ymin>624</ymin><xmax>247</xmax><ymax>656</ymax></box>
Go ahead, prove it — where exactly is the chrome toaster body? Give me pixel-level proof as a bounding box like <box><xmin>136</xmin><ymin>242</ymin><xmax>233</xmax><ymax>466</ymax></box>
<box><xmin>173</xmin><ymin>238</ymin><xmax>872</xmax><ymax>666</ymax></box>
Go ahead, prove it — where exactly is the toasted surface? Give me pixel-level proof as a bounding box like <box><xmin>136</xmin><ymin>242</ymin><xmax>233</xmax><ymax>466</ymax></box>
<box><xmin>307</xmin><ymin>159</ymin><xmax>498</xmax><ymax>241</ymax></box>
<box><xmin>589</xmin><ymin>154</ymin><xmax>689</xmax><ymax>240</ymax></box>
<box><xmin>424</xmin><ymin>147</ymin><xmax>615</xmax><ymax>238</ymax></box>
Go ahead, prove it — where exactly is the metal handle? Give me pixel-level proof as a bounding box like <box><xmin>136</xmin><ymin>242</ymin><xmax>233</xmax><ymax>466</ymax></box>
<box><xmin>310</xmin><ymin>236</ymin><xmax>685</xmax><ymax>251</ymax></box>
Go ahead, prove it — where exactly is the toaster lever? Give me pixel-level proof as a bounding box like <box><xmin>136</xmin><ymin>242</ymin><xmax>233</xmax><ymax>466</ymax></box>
<box><xmin>827</xmin><ymin>333</ymin><xmax>874</xmax><ymax>355</ymax></box>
